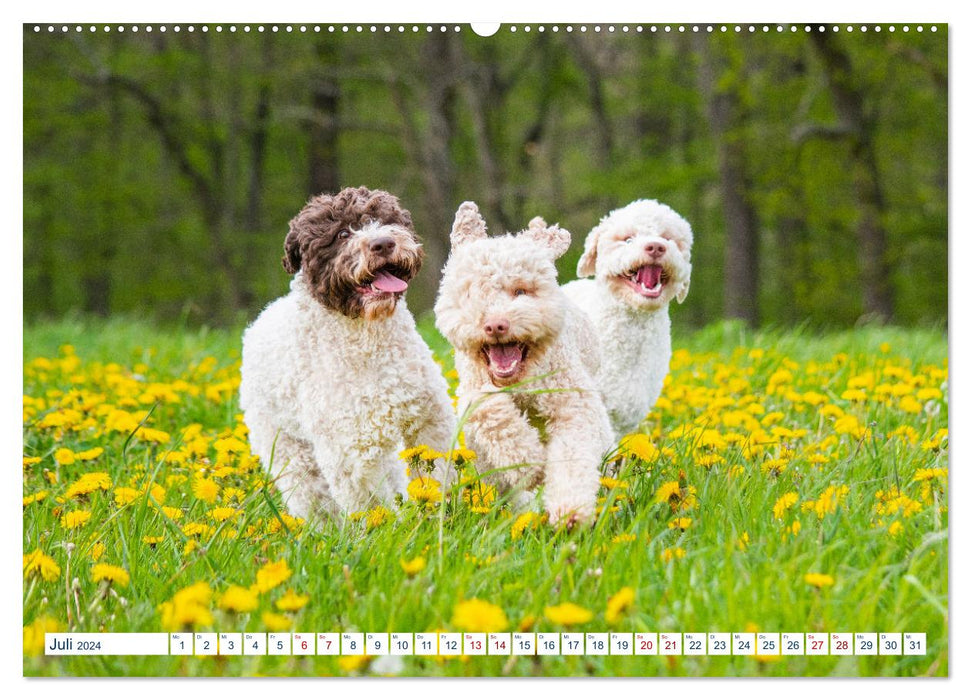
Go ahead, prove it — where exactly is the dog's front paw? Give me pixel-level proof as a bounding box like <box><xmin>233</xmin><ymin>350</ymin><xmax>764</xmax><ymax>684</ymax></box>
<box><xmin>546</xmin><ymin>499</ymin><xmax>596</xmax><ymax>530</ymax></box>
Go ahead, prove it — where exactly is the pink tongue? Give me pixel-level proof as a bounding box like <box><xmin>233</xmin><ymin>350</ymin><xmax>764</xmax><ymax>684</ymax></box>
<box><xmin>636</xmin><ymin>265</ymin><xmax>662</xmax><ymax>288</ymax></box>
<box><xmin>371</xmin><ymin>270</ymin><xmax>408</xmax><ymax>293</ymax></box>
<box><xmin>487</xmin><ymin>344</ymin><xmax>523</xmax><ymax>370</ymax></box>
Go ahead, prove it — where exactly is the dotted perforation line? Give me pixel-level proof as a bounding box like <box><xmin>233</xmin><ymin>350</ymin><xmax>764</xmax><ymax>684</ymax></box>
<box><xmin>507</xmin><ymin>24</ymin><xmax>937</xmax><ymax>34</ymax></box>
<box><xmin>30</xmin><ymin>24</ymin><xmax>940</xmax><ymax>34</ymax></box>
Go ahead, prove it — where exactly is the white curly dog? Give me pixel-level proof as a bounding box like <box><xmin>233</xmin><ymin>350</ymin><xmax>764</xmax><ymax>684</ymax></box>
<box><xmin>562</xmin><ymin>199</ymin><xmax>693</xmax><ymax>436</ymax></box>
<box><xmin>435</xmin><ymin>202</ymin><xmax>614</xmax><ymax>527</ymax></box>
<box><xmin>240</xmin><ymin>186</ymin><xmax>456</xmax><ymax>522</ymax></box>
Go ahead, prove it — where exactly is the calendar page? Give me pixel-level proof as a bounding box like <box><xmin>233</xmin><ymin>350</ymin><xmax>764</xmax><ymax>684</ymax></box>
<box><xmin>22</xmin><ymin>15</ymin><xmax>948</xmax><ymax>680</ymax></box>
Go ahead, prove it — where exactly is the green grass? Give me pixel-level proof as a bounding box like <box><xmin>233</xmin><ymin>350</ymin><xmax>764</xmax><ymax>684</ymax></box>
<box><xmin>22</xmin><ymin>315</ymin><xmax>948</xmax><ymax>677</ymax></box>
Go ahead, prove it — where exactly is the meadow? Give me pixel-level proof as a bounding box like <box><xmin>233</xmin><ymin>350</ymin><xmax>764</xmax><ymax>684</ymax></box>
<box><xmin>22</xmin><ymin>315</ymin><xmax>948</xmax><ymax>677</ymax></box>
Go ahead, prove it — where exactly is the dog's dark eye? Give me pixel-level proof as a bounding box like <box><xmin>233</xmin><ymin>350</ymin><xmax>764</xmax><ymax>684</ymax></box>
<box><xmin>513</xmin><ymin>288</ymin><xmax>529</xmax><ymax>297</ymax></box>
<box><xmin>624</xmin><ymin>236</ymin><xmax>634</xmax><ymax>244</ymax></box>
<box><xmin>337</xmin><ymin>230</ymin><xmax>351</xmax><ymax>240</ymax></box>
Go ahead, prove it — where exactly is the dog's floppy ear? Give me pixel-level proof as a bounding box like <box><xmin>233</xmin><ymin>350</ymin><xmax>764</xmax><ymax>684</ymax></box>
<box><xmin>676</xmin><ymin>263</ymin><xmax>691</xmax><ymax>304</ymax></box>
<box><xmin>576</xmin><ymin>223</ymin><xmax>602</xmax><ymax>277</ymax></box>
<box><xmin>282</xmin><ymin>223</ymin><xmax>302</xmax><ymax>274</ymax></box>
<box><xmin>450</xmin><ymin>201</ymin><xmax>488</xmax><ymax>248</ymax></box>
<box><xmin>524</xmin><ymin>216</ymin><xmax>571</xmax><ymax>260</ymax></box>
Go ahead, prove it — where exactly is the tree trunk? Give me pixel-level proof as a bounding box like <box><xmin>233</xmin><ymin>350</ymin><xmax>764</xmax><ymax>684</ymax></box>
<box><xmin>809</xmin><ymin>31</ymin><xmax>894</xmax><ymax>321</ymax></box>
<box><xmin>309</xmin><ymin>38</ymin><xmax>341</xmax><ymax>196</ymax></box>
<box><xmin>695</xmin><ymin>36</ymin><xmax>760</xmax><ymax>326</ymax></box>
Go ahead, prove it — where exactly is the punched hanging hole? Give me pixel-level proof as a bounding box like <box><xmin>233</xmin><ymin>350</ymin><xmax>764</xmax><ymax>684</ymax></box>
<box><xmin>470</xmin><ymin>23</ymin><xmax>501</xmax><ymax>37</ymax></box>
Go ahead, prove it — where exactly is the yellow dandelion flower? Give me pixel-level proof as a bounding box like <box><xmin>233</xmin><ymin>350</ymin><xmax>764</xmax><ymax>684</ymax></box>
<box><xmin>841</xmin><ymin>389</ymin><xmax>867</xmax><ymax>402</ymax></box>
<box><xmin>183</xmin><ymin>522</ymin><xmax>215</xmax><ymax>538</ymax></box>
<box><xmin>254</xmin><ymin>559</ymin><xmax>292</xmax><ymax>593</ymax></box>
<box><xmin>365</xmin><ymin>506</ymin><xmax>392</xmax><ymax>529</ymax></box>
<box><xmin>418</xmin><ymin>446</ymin><xmax>445</xmax><ymax>461</ymax></box>
<box><xmin>654</xmin><ymin>481</ymin><xmax>681</xmax><ymax>504</ymax></box>
<box><xmin>899</xmin><ymin>395</ymin><xmax>923</xmax><ymax>414</ymax></box>
<box><xmin>64</xmin><ymin>471</ymin><xmax>112</xmax><ymax>499</ymax></box>
<box><xmin>23</xmin><ymin>549</ymin><xmax>61</xmax><ymax>582</ymax></box>
<box><xmin>275</xmin><ymin>589</ymin><xmax>310</xmax><ymax>612</ymax></box>
<box><xmin>60</xmin><ymin>509</ymin><xmax>92</xmax><ymax>529</ymax></box>
<box><xmin>208</xmin><ymin>507</ymin><xmax>240</xmax><ymax>522</ymax></box>
<box><xmin>338</xmin><ymin>655</ymin><xmax>372</xmax><ymax>673</ymax></box>
<box><xmin>407</xmin><ymin>477</ymin><xmax>442</xmax><ymax>506</ymax></box>
<box><xmin>913</xmin><ymin>468</ymin><xmax>947</xmax><ymax>483</ymax></box>
<box><xmin>444</xmin><ymin>448</ymin><xmax>476</xmax><ymax>463</ymax></box>
<box><xmin>804</xmin><ymin>572</ymin><xmax>835</xmax><ymax>588</ymax></box>
<box><xmin>143</xmin><ymin>535</ymin><xmax>164</xmax><ymax>546</ymax></box>
<box><xmin>218</xmin><ymin>585</ymin><xmax>259</xmax><ymax>612</ymax></box>
<box><xmin>545</xmin><ymin>602</ymin><xmax>593</xmax><ymax>626</ymax></box>
<box><xmin>23</xmin><ymin>456</ymin><xmax>43</xmax><ymax>468</ymax></box>
<box><xmin>114</xmin><ymin>487</ymin><xmax>141</xmax><ymax>507</ymax></box>
<box><xmin>511</xmin><ymin>511</ymin><xmax>544</xmax><ymax>540</ymax></box>
<box><xmin>24</xmin><ymin>616</ymin><xmax>62</xmax><ymax>657</ymax></box>
<box><xmin>661</xmin><ymin>547</ymin><xmax>685</xmax><ymax>562</ymax></box>
<box><xmin>695</xmin><ymin>453</ymin><xmax>725</xmax><ymax>469</ymax></box>
<box><xmin>23</xmin><ymin>490</ymin><xmax>49</xmax><ymax>507</ymax></box>
<box><xmin>135</xmin><ymin>427</ymin><xmax>171</xmax><ymax>444</ymax></box>
<box><xmin>159</xmin><ymin>505</ymin><xmax>183</xmax><ymax>521</ymax></box>
<box><xmin>91</xmin><ymin>563</ymin><xmax>130</xmax><ymax>587</ymax></box>
<box><xmin>400</xmin><ymin>556</ymin><xmax>427</xmax><ymax>576</ymax></box>
<box><xmin>75</xmin><ymin>447</ymin><xmax>105</xmax><ymax>461</ymax></box>
<box><xmin>605</xmin><ymin>587</ymin><xmax>635</xmax><ymax>624</ymax></box>
<box><xmin>159</xmin><ymin>581</ymin><xmax>213</xmax><ymax>630</ymax></box>
<box><xmin>462</xmin><ymin>480</ymin><xmax>496</xmax><ymax>513</ymax></box>
<box><xmin>611</xmin><ymin>533</ymin><xmax>636</xmax><ymax>544</ymax></box>
<box><xmin>802</xmin><ymin>485</ymin><xmax>849</xmax><ymax>519</ymax></box>
<box><xmin>600</xmin><ymin>476</ymin><xmax>629</xmax><ymax>490</ymax></box>
<box><xmin>451</xmin><ymin>598</ymin><xmax>509</xmax><ymax>632</ymax></box>
<box><xmin>89</xmin><ymin>542</ymin><xmax>106</xmax><ymax>562</ymax></box>
<box><xmin>54</xmin><ymin>447</ymin><xmax>76</xmax><ymax>465</ymax></box>
<box><xmin>192</xmin><ymin>476</ymin><xmax>220</xmax><ymax>503</ymax></box>
<box><xmin>668</xmin><ymin>517</ymin><xmax>693</xmax><ymax>530</ymax></box>
<box><xmin>261</xmin><ymin>611</ymin><xmax>292</xmax><ymax>632</ymax></box>
<box><xmin>619</xmin><ymin>433</ymin><xmax>660</xmax><ymax>462</ymax></box>
<box><xmin>772</xmin><ymin>492</ymin><xmax>799</xmax><ymax>520</ymax></box>
<box><xmin>399</xmin><ymin>445</ymin><xmax>429</xmax><ymax>460</ymax></box>
<box><xmin>887</xmin><ymin>521</ymin><xmax>903</xmax><ymax>536</ymax></box>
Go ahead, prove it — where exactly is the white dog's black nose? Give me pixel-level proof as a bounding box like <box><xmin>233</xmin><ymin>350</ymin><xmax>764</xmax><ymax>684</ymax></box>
<box><xmin>645</xmin><ymin>242</ymin><xmax>666</xmax><ymax>257</ymax></box>
<box><xmin>369</xmin><ymin>237</ymin><xmax>396</xmax><ymax>256</ymax></box>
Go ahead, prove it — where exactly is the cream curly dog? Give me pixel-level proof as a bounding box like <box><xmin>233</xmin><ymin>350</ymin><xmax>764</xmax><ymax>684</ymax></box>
<box><xmin>435</xmin><ymin>202</ymin><xmax>613</xmax><ymax>527</ymax></box>
<box><xmin>562</xmin><ymin>199</ymin><xmax>693</xmax><ymax>436</ymax></box>
<box><xmin>240</xmin><ymin>186</ymin><xmax>456</xmax><ymax>522</ymax></box>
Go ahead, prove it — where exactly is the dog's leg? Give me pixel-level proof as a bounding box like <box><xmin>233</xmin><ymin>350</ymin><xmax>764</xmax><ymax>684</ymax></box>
<box><xmin>537</xmin><ymin>390</ymin><xmax>612</xmax><ymax>527</ymax></box>
<box><xmin>314</xmin><ymin>440</ymin><xmax>403</xmax><ymax>515</ymax></box>
<box><xmin>404</xmin><ymin>368</ymin><xmax>460</xmax><ymax>489</ymax></box>
<box><xmin>265</xmin><ymin>432</ymin><xmax>338</xmax><ymax>523</ymax></box>
<box><xmin>461</xmin><ymin>389</ymin><xmax>544</xmax><ymax>502</ymax></box>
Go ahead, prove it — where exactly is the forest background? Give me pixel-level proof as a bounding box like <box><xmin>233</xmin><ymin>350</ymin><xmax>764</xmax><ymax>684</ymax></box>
<box><xmin>22</xmin><ymin>25</ymin><xmax>947</xmax><ymax>328</ymax></box>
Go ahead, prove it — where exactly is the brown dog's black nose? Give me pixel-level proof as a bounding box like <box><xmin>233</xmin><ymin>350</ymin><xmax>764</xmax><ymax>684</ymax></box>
<box><xmin>483</xmin><ymin>318</ymin><xmax>510</xmax><ymax>337</ymax></box>
<box><xmin>645</xmin><ymin>241</ymin><xmax>667</xmax><ymax>257</ymax></box>
<box><xmin>369</xmin><ymin>237</ymin><xmax>396</xmax><ymax>256</ymax></box>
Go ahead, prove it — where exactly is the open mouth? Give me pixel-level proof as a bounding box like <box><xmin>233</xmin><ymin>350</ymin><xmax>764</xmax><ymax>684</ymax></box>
<box><xmin>481</xmin><ymin>342</ymin><xmax>528</xmax><ymax>380</ymax></box>
<box><xmin>357</xmin><ymin>265</ymin><xmax>410</xmax><ymax>297</ymax></box>
<box><xmin>620</xmin><ymin>264</ymin><xmax>667</xmax><ymax>298</ymax></box>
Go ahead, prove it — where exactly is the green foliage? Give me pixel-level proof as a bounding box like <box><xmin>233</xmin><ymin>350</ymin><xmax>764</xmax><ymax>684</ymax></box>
<box><xmin>23</xmin><ymin>27</ymin><xmax>946</xmax><ymax>326</ymax></box>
